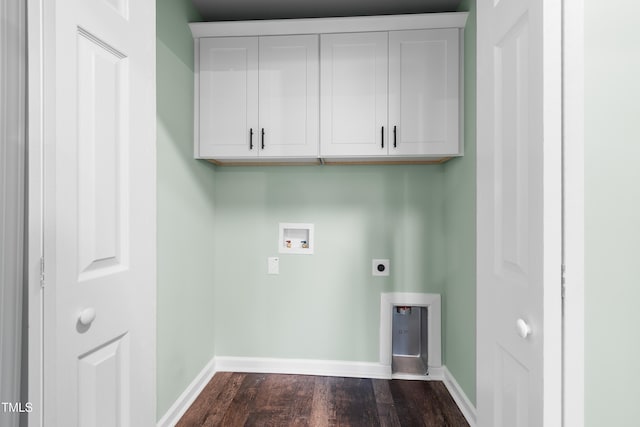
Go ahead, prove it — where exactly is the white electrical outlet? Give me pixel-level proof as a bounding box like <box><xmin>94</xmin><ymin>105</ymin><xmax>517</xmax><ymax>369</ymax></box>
<box><xmin>372</xmin><ymin>259</ymin><xmax>390</xmax><ymax>276</ymax></box>
<box><xmin>268</xmin><ymin>257</ymin><xmax>279</xmax><ymax>275</ymax></box>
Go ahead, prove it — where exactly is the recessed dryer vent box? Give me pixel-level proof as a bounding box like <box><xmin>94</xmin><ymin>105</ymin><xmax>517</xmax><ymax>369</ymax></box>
<box><xmin>279</xmin><ymin>223</ymin><xmax>314</xmax><ymax>254</ymax></box>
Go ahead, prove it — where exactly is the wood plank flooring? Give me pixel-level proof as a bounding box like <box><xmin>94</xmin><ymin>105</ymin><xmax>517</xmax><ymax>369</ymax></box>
<box><xmin>177</xmin><ymin>373</ymin><xmax>469</xmax><ymax>427</ymax></box>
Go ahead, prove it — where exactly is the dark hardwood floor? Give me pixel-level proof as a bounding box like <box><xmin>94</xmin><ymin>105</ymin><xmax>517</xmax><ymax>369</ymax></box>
<box><xmin>177</xmin><ymin>372</ymin><xmax>469</xmax><ymax>427</ymax></box>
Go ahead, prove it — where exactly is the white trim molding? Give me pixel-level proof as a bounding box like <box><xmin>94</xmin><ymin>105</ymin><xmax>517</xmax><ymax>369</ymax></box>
<box><xmin>215</xmin><ymin>356</ymin><xmax>390</xmax><ymax>380</ymax></box>
<box><xmin>189</xmin><ymin>12</ymin><xmax>468</xmax><ymax>38</ymax></box>
<box><xmin>443</xmin><ymin>367</ymin><xmax>477</xmax><ymax>427</ymax></box>
<box><xmin>562</xmin><ymin>0</ymin><xmax>585</xmax><ymax>425</ymax></box>
<box><xmin>26</xmin><ymin>0</ymin><xmax>44</xmax><ymax>425</ymax></box>
<box><xmin>156</xmin><ymin>358</ymin><xmax>217</xmax><ymax>427</ymax></box>
<box><xmin>379</xmin><ymin>292</ymin><xmax>442</xmax><ymax>368</ymax></box>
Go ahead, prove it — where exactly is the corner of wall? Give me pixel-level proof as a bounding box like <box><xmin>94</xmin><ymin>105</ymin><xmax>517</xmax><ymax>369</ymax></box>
<box><xmin>441</xmin><ymin>0</ymin><xmax>477</xmax><ymax>407</ymax></box>
<box><xmin>156</xmin><ymin>0</ymin><xmax>217</xmax><ymax>421</ymax></box>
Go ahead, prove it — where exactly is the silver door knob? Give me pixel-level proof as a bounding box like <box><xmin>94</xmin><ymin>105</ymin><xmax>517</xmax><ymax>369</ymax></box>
<box><xmin>78</xmin><ymin>307</ymin><xmax>96</xmax><ymax>325</ymax></box>
<box><xmin>516</xmin><ymin>318</ymin><xmax>531</xmax><ymax>339</ymax></box>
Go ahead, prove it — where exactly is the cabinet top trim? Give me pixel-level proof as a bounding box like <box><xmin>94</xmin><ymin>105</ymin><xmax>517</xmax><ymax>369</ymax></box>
<box><xmin>189</xmin><ymin>12</ymin><xmax>468</xmax><ymax>39</ymax></box>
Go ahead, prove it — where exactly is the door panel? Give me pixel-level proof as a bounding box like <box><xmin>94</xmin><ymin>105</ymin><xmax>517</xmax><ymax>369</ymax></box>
<box><xmin>493</xmin><ymin>15</ymin><xmax>530</xmax><ymax>283</ymax></box>
<box><xmin>259</xmin><ymin>35</ymin><xmax>318</xmax><ymax>158</ymax></box>
<box><xmin>43</xmin><ymin>0</ymin><xmax>156</xmax><ymax>425</ymax></box>
<box><xmin>77</xmin><ymin>31</ymin><xmax>128</xmax><ymax>279</ymax></box>
<box><xmin>320</xmin><ymin>32</ymin><xmax>388</xmax><ymax>157</ymax></box>
<box><xmin>494</xmin><ymin>345</ymin><xmax>529</xmax><ymax>427</ymax></box>
<box><xmin>199</xmin><ymin>37</ymin><xmax>258</xmax><ymax>157</ymax></box>
<box><xmin>477</xmin><ymin>0</ymin><xmax>562</xmax><ymax>426</ymax></box>
<box><xmin>78</xmin><ymin>334</ymin><xmax>130</xmax><ymax>426</ymax></box>
<box><xmin>389</xmin><ymin>29</ymin><xmax>459</xmax><ymax>156</ymax></box>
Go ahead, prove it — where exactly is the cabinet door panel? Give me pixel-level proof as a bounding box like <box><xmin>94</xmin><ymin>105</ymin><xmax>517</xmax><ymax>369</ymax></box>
<box><xmin>199</xmin><ymin>37</ymin><xmax>258</xmax><ymax>157</ymax></box>
<box><xmin>389</xmin><ymin>29</ymin><xmax>460</xmax><ymax>156</ymax></box>
<box><xmin>320</xmin><ymin>32</ymin><xmax>388</xmax><ymax>157</ymax></box>
<box><xmin>259</xmin><ymin>35</ymin><xmax>318</xmax><ymax>157</ymax></box>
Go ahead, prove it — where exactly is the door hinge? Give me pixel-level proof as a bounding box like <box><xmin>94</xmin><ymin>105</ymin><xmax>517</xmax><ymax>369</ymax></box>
<box><xmin>40</xmin><ymin>257</ymin><xmax>45</xmax><ymax>287</ymax></box>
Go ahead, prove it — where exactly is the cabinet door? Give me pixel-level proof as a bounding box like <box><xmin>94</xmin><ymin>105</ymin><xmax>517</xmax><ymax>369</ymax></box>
<box><xmin>320</xmin><ymin>32</ymin><xmax>388</xmax><ymax>157</ymax></box>
<box><xmin>199</xmin><ymin>37</ymin><xmax>259</xmax><ymax>158</ymax></box>
<box><xmin>259</xmin><ymin>35</ymin><xmax>319</xmax><ymax>158</ymax></box>
<box><xmin>389</xmin><ymin>29</ymin><xmax>460</xmax><ymax>156</ymax></box>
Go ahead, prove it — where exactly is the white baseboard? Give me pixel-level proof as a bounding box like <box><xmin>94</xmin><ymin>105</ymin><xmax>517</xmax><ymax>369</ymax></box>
<box><xmin>215</xmin><ymin>356</ymin><xmax>391</xmax><ymax>379</ymax></box>
<box><xmin>443</xmin><ymin>366</ymin><xmax>477</xmax><ymax>427</ymax></box>
<box><xmin>157</xmin><ymin>357</ymin><xmax>216</xmax><ymax>427</ymax></box>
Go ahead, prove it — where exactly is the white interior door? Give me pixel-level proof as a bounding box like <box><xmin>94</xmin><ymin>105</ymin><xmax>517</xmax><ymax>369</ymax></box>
<box><xmin>258</xmin><ymin>35</ymin><xmax>319</xmax><ymax>158</ymax></box>
<box><xmin>42</xmin><ymin>0</ymin><xmax>156</xmax><ymax>425</ymax></box>
<box><xmin>476</xmin><ymin>0</ymin><xmax>562</xmax><ymax>426</ymax></box>
<box><xmin>199</xmin><ymin>37</ymin><xmax>259</xmax><ymax>158</ymax></box>
<box><xmin>320</xmin><ymin>32</ymin><xmax>388</xmax><ymax>157</ymax></box>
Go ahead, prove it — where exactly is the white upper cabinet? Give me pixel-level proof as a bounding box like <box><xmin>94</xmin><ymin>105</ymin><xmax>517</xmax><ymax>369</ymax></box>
<box><xmin>198</xmin><ymin>35</ymin><xmax>319</xmax><ymax>160</ymax></box>
<box><xmin>199</xmin><ymin>37</ymin><xmax>259</xmax><ymax>158</ymax></box>
<box><xmin>191</xmin><ymin>13</ymin><xmax>467</xmax><ymax>164</ymax></box>
<box><xmin>389</xmin><ymin>29</ymin><xmax>460</xmax><ymax>156</ymax></box>
<box><xmin>320</xmin><ymin>32</ymin><xmax>389</xmax><ymax>157</ymax></box>
<box><xmin>259</xmin><ymin>35</ymin><xmax>319</xmax><ymax>158</ymax></box>
<box><xmin>321</xmin><ymin>29</ymin><xmax>461</xmax><ymax>159</ymax></box>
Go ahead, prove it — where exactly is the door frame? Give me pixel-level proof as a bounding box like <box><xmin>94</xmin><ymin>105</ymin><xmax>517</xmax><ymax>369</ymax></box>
<box><xmin>561</xmin><ymin>0</ymin><xmax>585</xmax><ymax>425</ymax></box>
<box><xmin>27</xmin><ymin>0</ymin><xmax>44</xmax><ymax>425</ymax></box>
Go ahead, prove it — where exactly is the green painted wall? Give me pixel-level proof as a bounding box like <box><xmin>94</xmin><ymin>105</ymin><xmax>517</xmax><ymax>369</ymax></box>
<box><xmin>585</xmin><ymin>1</ymin><xmax>640</xmax><ymax>425</ymax></box>
<box><xmin>156</xmin><ymin>0</ymin><xmax>216</xmax><ymax>420</ymax></box>
<box><xmin>212</xmin><ymin>166</ymin><xmax>445</xmax><ymax>361</ymax></box>
<box><xmin>443</xmin><ymin>0</ymin><xmax>476</xmax><ymax>405</ymax></box>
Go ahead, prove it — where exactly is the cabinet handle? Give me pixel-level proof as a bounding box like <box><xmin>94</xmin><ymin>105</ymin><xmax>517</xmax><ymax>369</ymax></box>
<box><xmin>249</xmin><ymin>128</ymin><xmax>254</xmax><ymax>150</ymax></box>
<box><xmin>381</xmin><ymin>126</ymin><xmax>384</xmax><ymax>148</ymax></box>
<box><xmin>393</xmin><ymin>126</ymin><xmax>397</xmax><ymax>148</ymax></box>
<box><xmin>261</xmin><ymin>128</ymin><xmax>265</xmax><ymax>150</ymax></box>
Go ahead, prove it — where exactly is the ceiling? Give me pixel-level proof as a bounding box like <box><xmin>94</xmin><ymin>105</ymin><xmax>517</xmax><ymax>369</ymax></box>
<box><xmin>191</xmin><ymin>0</ymin><xmax>462</xmax><ymax>22</ymax></box>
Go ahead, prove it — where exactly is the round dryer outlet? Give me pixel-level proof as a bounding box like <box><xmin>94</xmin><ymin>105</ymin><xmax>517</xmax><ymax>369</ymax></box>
<box><xmin>372</xmin><ymin>259</ymin><xmax>390</xmax><ymax>276</ymax></box>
